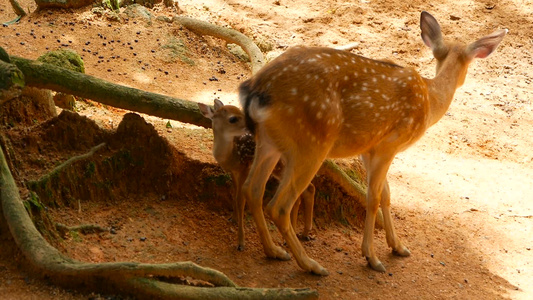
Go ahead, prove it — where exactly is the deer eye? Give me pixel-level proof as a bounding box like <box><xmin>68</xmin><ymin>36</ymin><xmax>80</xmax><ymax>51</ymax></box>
<box><xmin>229</xmin><ymin>116</ymin><xmax>239</xmax><ymax>124</ymax></box>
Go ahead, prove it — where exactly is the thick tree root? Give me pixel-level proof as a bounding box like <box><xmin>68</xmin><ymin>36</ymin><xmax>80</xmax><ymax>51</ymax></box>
<box><xmin>0</xmin><ymin>58</ymin><xmax>24</xmax><ymax>103</ymax></box>
<box><xmin>0</xmin><ymin>146</ymin><xmax>318</xmax><ymax>299</ymax></box>
<box><xmin>9</xmin><ymin>55</ymin><xmax>212</xmax><ymax>129</ymax></box>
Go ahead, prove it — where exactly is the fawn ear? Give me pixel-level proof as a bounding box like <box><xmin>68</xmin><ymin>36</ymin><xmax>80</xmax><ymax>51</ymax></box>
<box><xmin>466</xmin><ymin>29</ymin><xmax>508</xmax><ymax>59</ymax></box>
<box><xmin>214</xmin><ymin>99</ymin><xmax>224</xmax><ymax>110</ymax></box>
<box><xmin>198</xmin><ymin>103</ymin><xmax>214</xmax><ymax>119</ymax></box>
<box><xmin>420</xmin><ymin>11</ymin><xmax>444</xmax><ymax>51</ymax></box>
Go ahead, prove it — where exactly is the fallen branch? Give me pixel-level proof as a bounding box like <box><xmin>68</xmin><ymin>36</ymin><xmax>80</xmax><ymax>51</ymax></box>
<box><xmin>0</xmin><ymin>145</ymin><xmax>318</xmax><ymax>299</ymax></box>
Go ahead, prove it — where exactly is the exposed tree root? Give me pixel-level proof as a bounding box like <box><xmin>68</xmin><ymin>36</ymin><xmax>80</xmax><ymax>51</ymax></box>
<box><xmin>335</xmin><ymin>42</ymin><xmax>360</xmax><ymax>51</ymax></box>
<box><xmin>0</xmin><ymin>55</ymin><xmax>24</xmax><ymax>103</ymax></box>
<box><xmin>55</xmin><ymin>223</ymin><xmax>108</xmax><ymax>236</ymax></box>
<box><xmin>9</xmin><ymin>54</ymin><xmax>212</xmax><ymax>129</ymax></box>
<box><xmin>27</xmin><ymin>142</ymin><xmax>106</xmax><ymax>190</ymax></box>
<box><xmin>2</xmin><ymin>0</ymin><xmax>26</xmax><ymax>25</ymax></box>
<box><xmin>0</xmin><ymin>145</ymin><xmax>318</xmax><ymax>299</ymax></box>
<box><xmin>173</xmin><ymin>16</ymin><xmax>264</xmax><ymax>75</ymax></box>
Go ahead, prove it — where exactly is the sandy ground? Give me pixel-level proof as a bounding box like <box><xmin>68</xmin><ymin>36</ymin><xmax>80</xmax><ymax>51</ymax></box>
<box><xmin>0</xmin><ymin>0</ymin><xmax>532</xmax><ymax>299</ymax></box>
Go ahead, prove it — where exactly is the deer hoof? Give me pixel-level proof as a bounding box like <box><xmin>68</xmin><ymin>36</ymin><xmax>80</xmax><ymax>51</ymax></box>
<box><xmin>312</xmin><ymin>266</ymin><xmax>329</xmax><ymax>276</ymax></box>
<box><xmin>307</xmin><ymin>258</ymin><xmax>329</xmax><ymax>276</ymax></box>
<box><xmin>237</xmin><ymin>245</ymin><xmax>245</xmax><ymax>252</ymax></box>
<box><xmin>392</xmin><ymin>246</ymin><xmax>411</xmax><ymax>257</ymax></box>
<box><xmin>366</xmin><ymin>256</ymin><xmax>387</xmax><ymax>272</ymax></box>
<box><xmin>266</xmin><ymin>247</ymin><xmax>291</xmax><ymax>261</ymax></box>
<box><xmin>313</xmin><ymin>267</ymin><xmax>329</xmax><ymax>276</ymax></box>
<box><xmin>297</xmin><ymin>233</ymin><xmax>315</xmax><ymax>241</ymax></box>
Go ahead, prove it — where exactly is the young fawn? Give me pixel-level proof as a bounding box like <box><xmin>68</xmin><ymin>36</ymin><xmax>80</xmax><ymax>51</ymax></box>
<box><xmin>198</xmin><ymin>99</ymin><xmax>315</xmax><ymax>251</ymax></box>
<box><xmin>239</xmin><ymin>11</ymin><xmax>506</xmax><ymax>275</ymax></box>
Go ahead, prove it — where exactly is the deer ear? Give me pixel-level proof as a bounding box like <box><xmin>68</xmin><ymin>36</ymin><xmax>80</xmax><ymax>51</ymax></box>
<box><xmin>466</xmin><ymin>29</ymin><xmax>508</xmax><ymax>59</ymax></box>
<box><xmin>214</xmin><ymin>99</ymin><xmax>224</xmax><ymax>110</ymax></box>
<box><xmin>420</xmin><ymin>11</ymin><xmax>443</xmax><ymax>51</ymax></box>
<box><xmin>198</xmin><ymin>103</ymin><xmax>214</xmax><ymax>119</ymax></box>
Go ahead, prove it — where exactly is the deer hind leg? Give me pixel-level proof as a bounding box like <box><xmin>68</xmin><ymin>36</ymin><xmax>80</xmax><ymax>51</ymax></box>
<box><xmin>361</xmin><ymin>152</ymin><xmax>395</xmax><ymax>272</ymax></box>
<box><xmin>242</xmin><ymin>137</ymin><xmax>290</xmax><ymax>260</ymax></box>
<box><xmin>381</xmin><ymin>180</ymin><xmax>410</xmax><ymax>257</ymax></box>
<box><xmin>266</xmin><ymin>151</ymin><xmax>328</xmax><ymax>275</ymax></box>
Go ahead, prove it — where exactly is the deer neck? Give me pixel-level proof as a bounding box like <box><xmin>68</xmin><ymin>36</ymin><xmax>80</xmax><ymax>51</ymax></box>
<box><xmin>425</xmin><ymin>53</ymin><xmax>469</xmax><ymax>127</ymax></box>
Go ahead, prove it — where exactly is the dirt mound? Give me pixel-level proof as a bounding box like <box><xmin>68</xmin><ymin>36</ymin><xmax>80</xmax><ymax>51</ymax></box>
<box><xmin>20</xmin><ymin>111</ymin><xmax>203</xmax><ymax>208</ymax></box>
<box><xmin>7</xmin><ymin>109</ymin><xmax>363</xmax><ymax>225</ymax></box>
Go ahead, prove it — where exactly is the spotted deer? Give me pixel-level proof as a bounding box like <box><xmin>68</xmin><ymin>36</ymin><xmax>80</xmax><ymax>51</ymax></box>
<box><xmin>198</xmin><ymin>99</ymin><xmax>315</xmax><ymax>251</ymax></box>
<box><xmin>238</xmin><ymin>11</ymin><xmax>507</xmax><ymax>274</ymax></box>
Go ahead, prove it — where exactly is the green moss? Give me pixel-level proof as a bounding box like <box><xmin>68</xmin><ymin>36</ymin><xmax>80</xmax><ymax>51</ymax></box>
<box><xmin>37</xmin><ymin>49</ymin><xmax>85</xmax><ymax>73</ymax></box>
<box><xmin>161</xmin><ymin>37</ymin><xmax>195</xmax><ymax>66</ymax></box>
<box><xmin>84</xmin><ymin>161</ymin><xmax>96</xmax><ymax>178</ymax></box>
<box><xmin>103</xmin><ymin>149</ymin><xmax>134</xmax><ymax>171</ymax></box>
<box><xmin>70</xmin><ymin>230</ymin><xmax>82</xmax><ymax>242</ymax></box>
<box><xmin>205</xmin><ymin>173</ymin><xmax>231</xmax><ymax>186</ymax></box>
<box><xmin>23</xmin><ymin>192</ymin><xmax>44</xmax><ymax>218</ymax></box>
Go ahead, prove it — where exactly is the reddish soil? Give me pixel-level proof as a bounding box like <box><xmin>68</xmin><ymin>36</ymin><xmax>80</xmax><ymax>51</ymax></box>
<box><xmin>1</xmin><ymin>0</ymin><xmax>532</xmax><ymax>299</ymax></box>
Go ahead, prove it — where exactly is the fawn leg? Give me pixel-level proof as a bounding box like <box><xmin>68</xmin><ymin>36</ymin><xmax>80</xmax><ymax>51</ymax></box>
<box><xmin>234</xmin><ymin>170</ymin><xmax>248</xmax><ymax>251</ymax></box>
<box><xmin>381</xmin><ymin>180</ymin><xmax>410</xmax><ymax>256</ymax></box>
<box><xmin>267</xmin><ymin>151</ymin><xmax>328</xmax><ymax>275</ymax></box>
<box><xmin>242</xmin><ymin>141</ymin><xmax>290</xmax><ymax>260</ymax></box>
<box><xmin>300</xmin><ymin>183</ymin><xmax>315</xmax><ymax>239</ymax></box>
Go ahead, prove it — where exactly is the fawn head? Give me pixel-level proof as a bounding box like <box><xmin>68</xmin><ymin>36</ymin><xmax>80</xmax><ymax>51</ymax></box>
<box><xmin>198</xmin><ymin>99</ymin><xmax>248</xmax><ymax>140</ymax></box>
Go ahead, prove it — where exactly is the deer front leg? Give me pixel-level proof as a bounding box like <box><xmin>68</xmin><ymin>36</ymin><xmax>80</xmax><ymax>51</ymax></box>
<box><xmin>242</xmin><ymin>143</ymin><xmax>290</xmax><ymax>261</ymax></box>
<box><xmin>361</xmin><ymin>152</ymin><xmax>395</xmax><ymax>272</ymax></box>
